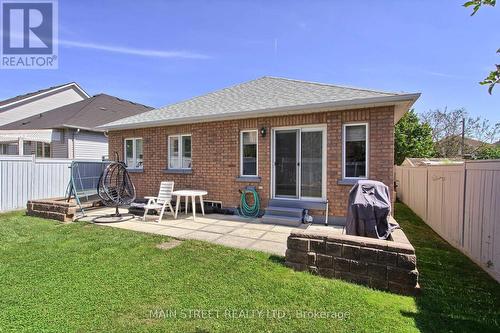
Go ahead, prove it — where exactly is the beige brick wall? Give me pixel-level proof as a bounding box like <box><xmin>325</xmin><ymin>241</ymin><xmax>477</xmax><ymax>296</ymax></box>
<box><xmin>108</xmin><ymin>106</ymin><xmax>395</xmax><ymax>217</ymax></box>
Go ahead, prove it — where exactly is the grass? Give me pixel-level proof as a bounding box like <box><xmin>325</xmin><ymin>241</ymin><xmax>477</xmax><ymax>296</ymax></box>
<box><xmin>0</xmin><ymin>203</ymin><xmax>498</xmax><ymax>332</ymax></box>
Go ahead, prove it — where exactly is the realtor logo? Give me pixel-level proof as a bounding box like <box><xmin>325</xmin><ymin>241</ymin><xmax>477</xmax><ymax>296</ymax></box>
<box><xmin>1</xmin><ymin>0</ymin><xmax>58</xmax><ymax>69</ymax></box>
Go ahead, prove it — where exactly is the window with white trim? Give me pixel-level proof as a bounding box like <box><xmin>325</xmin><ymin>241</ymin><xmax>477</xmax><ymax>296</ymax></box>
<box><xmin>240</xmin><ymin>130</ymin><xmax>258</xmax><ymax>176</ymax></box>
<box><xmin>36</xmin><ymin>142</ymin><xmax>51</xmax><ymax>158</ymax></box>
<box><xmin>168</xmin><ymin>134</ymin><xmax>191</xmax><ymax>169</ymax></box>
<box><xmin>124</xmin><ymin>138</ymin><xmax>143</xmax><ymax>169</ymax></box>
<box><xmin>343</xmin><ymin>123</ymin><xmax>368</xmax><ymax>179</ymax></box>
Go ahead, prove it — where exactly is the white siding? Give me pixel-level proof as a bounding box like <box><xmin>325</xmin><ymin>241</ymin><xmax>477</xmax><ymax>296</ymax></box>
<box><xmin>73</xmin><ymin>131</ymin><xmax>108</xmax><ymax>160</ymax></box>
<box><xmin>0</xmin><ymin>88</ymin><xmax>86</xmax><ymax>126</ymax></box>
<box><xmin>0</xmin><ymin>156</ymin><xmax>100</xmax><ymax>211</ymax></box>
<box><xmin>51</xmin><ymin>129</ymin><xmax>69</xmax><ymax>158</ymax></box>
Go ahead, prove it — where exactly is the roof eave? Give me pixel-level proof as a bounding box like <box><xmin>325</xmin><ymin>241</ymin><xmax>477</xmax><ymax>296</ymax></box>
<box><xmin>101</xmin><ymin>93</ymin><xmax>421</xmax><ymax>131</ymax></box>
<box><xmin>61</xmin><ymin>124</ymin><xmax>104</xmax><ymax>132</ymax></box>
<box><xmin>0</xmin><ymin>82</ymin><xmax>90</xmax><ymax>110</ymax></box>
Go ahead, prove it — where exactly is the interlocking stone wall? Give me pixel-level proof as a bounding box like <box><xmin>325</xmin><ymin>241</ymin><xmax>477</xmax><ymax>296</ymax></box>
<box><xmin>27</xmin><ymin>199</ymin><xmax>78</xmax><ymax>222</ymax></box>
<box><xmin>285</xmin><ymin>229</ymin><xmax>419</xmax><ymax>295</ymax></box>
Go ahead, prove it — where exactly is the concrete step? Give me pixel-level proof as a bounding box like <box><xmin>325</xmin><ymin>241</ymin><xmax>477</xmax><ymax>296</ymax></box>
<box><xmin>261</xmin><ymin>213</ymin><xmax>303</xmax><ymax>227</ymax></box>
<box><xmin>268</xmin><ymin>199</ymin><xmax>327</xmax><ymax>210</ymax></box>
<box><xmin>266</xmin><ymin>206</ymin><xmax>304</xmax><ymax>218</ymax></box>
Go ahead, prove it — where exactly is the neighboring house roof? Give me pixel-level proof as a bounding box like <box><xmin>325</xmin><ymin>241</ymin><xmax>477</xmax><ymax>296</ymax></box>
<box><xmin>437</xmin><ymin>135</ymin><xmax>489</xmax><ymax>149</ymax></box>
<box><xmin>0</xmin><ymin>82</ymin><xmax>89</xmax><ymax>111</ymax></box>
<box><xmin>402</xmin><ymin>157</ymin><xmax>464</xmax><ymax>167</ymax></box>
<box><xmin>100</xmin><ymin>76</ymin><xmax>420</xmax><ymax>130</ymax></box>
<box><xmin>0</xmin><ymin>94</ymin><xmax>153</xmax><ymax>132</ymax></box>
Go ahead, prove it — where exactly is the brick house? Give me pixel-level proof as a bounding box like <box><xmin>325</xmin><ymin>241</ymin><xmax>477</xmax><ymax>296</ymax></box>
<box><xmin>102</xmin><ymin>77</ymin><xmax>419</xmax><ymax>225</ymax></box>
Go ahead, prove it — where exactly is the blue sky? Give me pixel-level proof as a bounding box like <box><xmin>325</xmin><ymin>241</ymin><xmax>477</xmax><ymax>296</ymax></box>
<box><xmin>1</xmin><ymin>0</ymin><xmax>499</xmax><ymax>122</ymax></box>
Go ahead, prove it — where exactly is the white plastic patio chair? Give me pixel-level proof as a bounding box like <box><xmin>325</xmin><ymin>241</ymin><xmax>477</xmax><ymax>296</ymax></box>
<box><xmin>143</xmin><ymin>181</ymin><xmax>175</xmax><ymax>222</ymax></box>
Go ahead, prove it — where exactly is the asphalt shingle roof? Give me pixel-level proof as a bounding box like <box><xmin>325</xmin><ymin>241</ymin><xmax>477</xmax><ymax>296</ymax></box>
<box><xmin>0</xmin><ymin>82</ymin><xmax>87</xmax><ymax>110</ymax></box>
<box><xmin>102</xmin><ymin>76</ymin><xmax>418</xmax><ymax>130</ymax></box>
<box><xmin>0</xmin><ymin>94</ymin><xmax>152</xmax><ymax>131</ymax></box>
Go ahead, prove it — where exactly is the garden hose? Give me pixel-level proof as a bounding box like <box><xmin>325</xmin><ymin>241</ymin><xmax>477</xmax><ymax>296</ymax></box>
<box><xmin>238</xmin><ymin>188</ymin><xmax>260</xmax><ymax>217</ymax></box>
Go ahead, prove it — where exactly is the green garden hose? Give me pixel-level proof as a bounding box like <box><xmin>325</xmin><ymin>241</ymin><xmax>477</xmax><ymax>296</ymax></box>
<box><xmin>238</xmin><ymin>188</ymin><xmax>260</xmax><ymax>217</ymax></box>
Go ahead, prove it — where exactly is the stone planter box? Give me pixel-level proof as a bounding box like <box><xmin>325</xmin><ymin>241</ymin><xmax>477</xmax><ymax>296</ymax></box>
<box><xmin>26</xmin><ymin>197</ymin><xmax>102</xmax><ymax>222</ymax></box>
<box><xmin>285</xmin><ymin>227</ymin><xmax>419</xmax><ymax>295</ymax></box>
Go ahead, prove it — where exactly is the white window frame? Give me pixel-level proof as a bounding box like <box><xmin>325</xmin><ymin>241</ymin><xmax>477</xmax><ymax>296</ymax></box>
<box><xmin>240</xmin><ymin>130</ymin><xmax>258</xmax><ymax>177</ymax></box>
<box><xmin>168</xmin><ymin>134</ymin><xmax>192</xmax><ymax>170</ymax></box>
<box><xmin>124</xmin><ymin>137</ymin><xmax>143</xmax><ymax>169</ymax></box>
<box><xmin>36</xmin><ymin>142</ymin><xmax>51</xmax><ymax>158</ymax></box>
<box><xmin>270</xmin><ymin>124</ymin><xmax>327</xmax><ymax>201</ymax></box>
<box><xmin>342</xmin><ymin>122</ymin><xmax>369</xmax><ymax>180</ymax></box>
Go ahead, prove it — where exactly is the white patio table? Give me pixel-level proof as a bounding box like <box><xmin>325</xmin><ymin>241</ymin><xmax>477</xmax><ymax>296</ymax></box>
<box><xmin>172</xmin><ymin>190</ymin><xmax>208</xmax><ymax>221</ymax></box>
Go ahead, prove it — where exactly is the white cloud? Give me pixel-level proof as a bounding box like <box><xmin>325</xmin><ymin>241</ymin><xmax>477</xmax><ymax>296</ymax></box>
<box><xmin>58</xmin><ymin>39</ymin><xmax>210</xmax><ymax>59</ymax></box>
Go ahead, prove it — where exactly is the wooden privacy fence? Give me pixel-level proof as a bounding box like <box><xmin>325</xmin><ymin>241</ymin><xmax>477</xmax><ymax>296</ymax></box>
<box><xmin>395</xmin><ymin>161</ymin><xmax>500</xmax><ymax>282</ymax></box>
<box><xmin>0</xmin><ymin>156</ymin><xmax>100</xmax><ymax>212</ymax></box>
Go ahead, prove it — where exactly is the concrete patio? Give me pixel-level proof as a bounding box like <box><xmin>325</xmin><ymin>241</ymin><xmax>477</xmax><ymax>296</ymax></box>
<box><xmin>79</xmin><ymin>207</ymin><xmax>344</xmax><ymax>256</ymax></box>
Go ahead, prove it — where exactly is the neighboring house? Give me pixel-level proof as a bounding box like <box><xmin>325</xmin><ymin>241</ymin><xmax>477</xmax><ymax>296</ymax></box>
<box><xmin>0</xmin><ymin>94</ymin><xmax>152</xmax><ymax>159</ymax></box>
<box><xmin>101</xmin><ymin>76</ymin><xmax>420</xmax><ymax>223</ymax></box>
<box><xmin>0</xmin><ymin>82</ymin><xmax>89</xmax><ymax>127</ymax></box>
<box><xmin>435</xmin><ymin>135</ymin><xmax>491</xmax><ymax>158</ymax></box>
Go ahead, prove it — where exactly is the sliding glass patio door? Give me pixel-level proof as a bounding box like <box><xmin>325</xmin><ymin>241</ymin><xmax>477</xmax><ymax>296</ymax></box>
<box><xmin>273</xmin><ymin>127</ymin><xmax>325</xmax><ymax>200</ymax></box>
<box><xmin>274</xmin><ymin>129</ymin><xmax>299</xmax><ymax>198</ymax></box>
<box><xmin>300</xmin><ymin>129</ymin><xmax>323</xmax><ymax>198</ymax></box>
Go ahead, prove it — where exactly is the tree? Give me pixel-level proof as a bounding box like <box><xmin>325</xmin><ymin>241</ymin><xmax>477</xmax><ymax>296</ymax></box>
<box><xmin>421</xmin><ymin>108</ymin><xmax>500</xmax><ymax>158</ymax></box>
<box><xmin>394</xmin><ymin>109</ymin><xmax>435</xmax><ymax>165</ymax></box>
<box><xmin>475</xmin><ymin>145</ymin><xmax>500</xmax><ymax>159</ymax></box>
<box><xmin>463</xmin><ymin>0</ymin><xmax>499</xmax><ymax>93</ymax></box>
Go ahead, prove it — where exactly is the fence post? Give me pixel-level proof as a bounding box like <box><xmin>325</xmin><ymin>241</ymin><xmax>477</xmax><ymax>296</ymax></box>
<box><xmin>461</xmin><ymin>163</ymin><xmax>467</xmax><ymax>247</ymax></box>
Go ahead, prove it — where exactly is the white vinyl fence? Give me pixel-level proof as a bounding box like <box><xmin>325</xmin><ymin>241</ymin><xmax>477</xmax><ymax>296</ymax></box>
<box><xmin>395</xmin><ymin>161</ymin><xmax>500</xmax><ymax>282</ymax></box>
<box><xmin>0</xmin><ymin>156</ymin><xmax>100</xmax><ymax>212</ymax></box>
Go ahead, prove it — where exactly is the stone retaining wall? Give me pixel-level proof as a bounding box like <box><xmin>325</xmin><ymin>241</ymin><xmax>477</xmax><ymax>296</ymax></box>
<box><xmin>27</xmin><ymin>198</ymin><xmax>78</xmax><ymax>222</ymax></box>
<box><xmin>285</xmin><ymin>228</ymin><xmax>419</xmax><ymax>295</ymax></box>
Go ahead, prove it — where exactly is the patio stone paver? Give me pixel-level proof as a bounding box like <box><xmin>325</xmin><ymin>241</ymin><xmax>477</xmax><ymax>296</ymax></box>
<box><xmin>184</xmin><ymin>230</ymin><xmax>224</xmax><ymax>242</ymax></box>
<box><xmin>201</xmin><ymin>225</ymin><xmax>236</xmax><ymax>234</ymax></box>
<box><xmin>228</xmin><ymin>228</ymin><xmax>267</xmax><ymax>239</ymax></box>
<box><xmin>123</xmin><ymin>222</ymin><xmax>170</xmax><ymax>233</ymax></box>
<box><xmin>259</xmin><ymin>231</ymin><xmax>290</xmax><ymax>243</ymax></box>
<box><xmin>153</xmin><ymin>226</ymin><xmax>194</xmax><ymax>237</ymax></box>
<box><xmin>81</xmin><ymin>208</ymin><xmax>343</xmax><ymax>256</ymax></box>
<box><xmin>242</xmin><ymin>223</ymin><xmax>276</xmax><ymax>231</ymax></box>
<box><xmin>156</xmin><ymin>239</ymin><xmax>183</xmax><ymax>250</ymax></box>
<box><xmin>158</xmin><ymin>219</ymin><xmax>187</xmax><ymax>226</ymax></box>
<box><xmin>171</xmin><ymin>221</ymin><xmax>207</xmax><ymax>230</ymax></box>
<box><xmin>101</xmin><ymin>221</ymin><xmax>138</xmax><ymax>229</ymax></box>
<box><xmin>188</xmin><ymin>216</ymin><xmax>222</xmax><ymax>224</ymax></box>
<box><xmin>270</xmin><ymin>225</ymin><xmax>303</xmax><ymax>234</ymax></box>
<box><xmin>213</xmin><ymin>220</ymin><xmax>249</xmax><ymax>228</ymax></box>
<box><xmin>214</xmin><ymin>235</ymin><xmax>257</xmax><ymax>249</ymax></box>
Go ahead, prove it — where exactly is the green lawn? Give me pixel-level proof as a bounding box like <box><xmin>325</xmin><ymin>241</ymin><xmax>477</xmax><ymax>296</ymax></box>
<box><xmin>0</xmin><ymin>203</ymin><xmax>498</xmax><ymax>332</ymax></box>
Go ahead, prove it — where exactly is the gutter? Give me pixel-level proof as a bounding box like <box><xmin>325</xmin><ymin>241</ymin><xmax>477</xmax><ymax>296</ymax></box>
<box><xmin>99</xmin><ymin>93</ymin><xmax>421</xmax><ymax>131</ymax></box>
<box><xmin>62</xmin><ymin>124</ymin><xmax>106</xmax><ymax>132</ymax></box>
